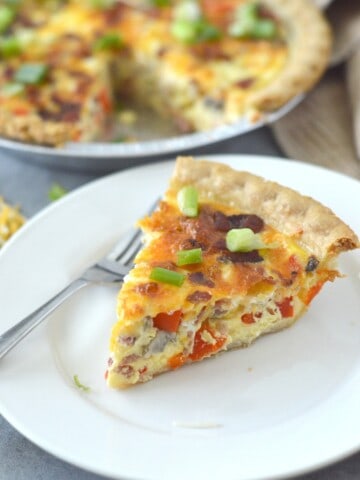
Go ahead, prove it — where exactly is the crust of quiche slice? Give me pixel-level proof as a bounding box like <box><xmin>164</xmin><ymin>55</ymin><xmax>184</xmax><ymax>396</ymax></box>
<box><xmin>106</xmin><ymin>157</ymin><xmax>359</xmax><ymax>389</ymax></box>
<box><xmin>246</xmin><ymin>0</ymin><xmax>332</xmax><ymax>113</ymax></box>
<box><xmin>172</xmin><ymin>157</ymin><xmax>359</xmax><ymax>259</ymax></box>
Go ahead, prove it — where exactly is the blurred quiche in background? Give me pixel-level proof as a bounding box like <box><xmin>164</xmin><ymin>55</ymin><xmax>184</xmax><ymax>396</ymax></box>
<box><xmin>0</xmin><ymin>0</ymin><xmax>332</xmax><ymax>146</ymax></box>
<box><xmin>0</xmin><ymin>197</ymin><xmax>25</xmax><ymax>248</ymax></box>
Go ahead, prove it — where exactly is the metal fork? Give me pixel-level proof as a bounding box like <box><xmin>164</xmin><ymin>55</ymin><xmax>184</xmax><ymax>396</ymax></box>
<box><xmin>0</xmin><ymin>199</ymin><xmax>158</xmax><ymax>360</ymax></box>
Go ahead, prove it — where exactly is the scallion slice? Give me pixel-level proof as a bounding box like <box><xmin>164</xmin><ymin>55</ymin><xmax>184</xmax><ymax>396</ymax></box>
<box><xmin>1</xmin><ymin>82</ymin><xmax>24</xmax><ymax>97</ymax></box>
<box><xmin>177</xmin><ymin>185</ymin><xmax>198</xmax><ymax>217</ymax></box>
<box><xmin>228</xmin><ymin>2</ymin><xmax>278</xmax><ymax>40</ymax></box>
<box><xmin>226</xmin><ymin>228</ymin><xmax>269</xmax><ymax>252</ymax></box>
<box><xmin>15</xmin><ymin>63</ymin><xmax>48</xmax><ymax>85</ymax></box>
<box><xmin>94</xmin><ymin>32</ymin><xmax>123</xmax><ymax>52</ymax></box>
<box><xmin>176</xmin><ymin>248</ymin><xmax>202</xmax><ymax>266</ymax></box>
<box><xmin>48</xmin><ymin>183</ymin><xmax>67</xmax><ymax>202</ymax></box>
<box><xmin>251</xmin><ymin>19</ymin><xmax>277</xmax><ymax>39</ymax></box>
<box><xmin>73</xmin><ymin>374</ymin><xmax>91</xmax><ymax>392</ymax></box>
<box><xmin>173</xmin><ymin>1</ymin><xmax>202</xmax><ymax>22</ymax></box>
<box><xmin>88</xmin><ymin>0</ymin><xmax>116</xmax><ymax>9</ymax></box>
<box><xmin>0</xmin><ymin>6</ymin><xmax>16</xmax><ymax>34</ymax></box>
<box><xmin>150</xmin><ymin>267</ymin><xmax>185</xmax><ymax>286</ymax></box>
<box><xmin>0</xmin><ymin>36</ymin><xmax>22</xmax><ymax>58</ymax></box>
<box><xmin>151</xmin><ymin>0</ymin><xmax>171</xmax><ymax>7</ymax></box>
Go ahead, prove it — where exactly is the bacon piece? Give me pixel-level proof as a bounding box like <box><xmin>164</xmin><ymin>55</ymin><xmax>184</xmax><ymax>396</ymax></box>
<box><xmin>218</xmin><ymin>251</ymin><xmax>263</xmax><ymax>264</ymax></box>
<box><xmin>188</xmin><ymin>272</ymin><xmax>215</xmax><ymax>288</ymax></box>
<box><xmin>186</xmin><ymin>291</ymin><xmax>212</xmax><ymax>303</ymax></box>
<box><xmin>135</xmin><ymin>282</ymin><xmax>159</xmax><ymax>296</ymax></box>
<box><xmin>236</xmin><ymin>78</ymin><xmax>255</xmax><ymax>89</ymax></box>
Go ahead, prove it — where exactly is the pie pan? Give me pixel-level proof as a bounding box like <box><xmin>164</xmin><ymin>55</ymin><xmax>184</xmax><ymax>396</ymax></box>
<box><xmin>0</xmin><ymin>96</ymin><xmax>302</xmax><ymax>173</ymax></box>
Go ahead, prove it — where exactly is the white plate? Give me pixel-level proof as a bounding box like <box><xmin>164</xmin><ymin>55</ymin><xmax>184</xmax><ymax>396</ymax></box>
<box><xmin>0</xmin><ymin>155</ymin><xmax>359</xmax><ymax>480</ymax></box>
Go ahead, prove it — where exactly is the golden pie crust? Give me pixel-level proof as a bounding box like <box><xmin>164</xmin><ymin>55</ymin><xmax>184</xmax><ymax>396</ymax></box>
<box><xmin>172</xmin><ymin>156</ymin><xmax>359</xmax><ymax>260</ymax></box>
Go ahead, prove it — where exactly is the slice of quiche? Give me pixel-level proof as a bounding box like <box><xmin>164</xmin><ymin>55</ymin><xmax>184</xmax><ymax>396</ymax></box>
<box><xmin>107</xmin><ymin>157</ymin><xmax>359</xmax><ymax>388</ymax></box>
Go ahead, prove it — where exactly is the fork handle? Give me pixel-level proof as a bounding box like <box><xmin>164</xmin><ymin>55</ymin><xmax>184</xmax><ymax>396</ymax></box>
<box><xmin>0</xmin><ymin>278</ymin><xmax>88</xmax><ymax>360</ymax></box>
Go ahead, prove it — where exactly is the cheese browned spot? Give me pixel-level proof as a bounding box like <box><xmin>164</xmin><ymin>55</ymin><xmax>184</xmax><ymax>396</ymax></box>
<box><xmin>106</xmin><ymin>157</ymin><xmax>359</xmax><ymax>388</ymax></box>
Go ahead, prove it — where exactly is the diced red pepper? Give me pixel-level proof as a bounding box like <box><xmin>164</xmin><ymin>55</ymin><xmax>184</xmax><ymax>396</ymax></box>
<box><xmin>189</xmin><ymin>323</ymin><xmax>226</xmax><ymax>362</ymax></box>
<box><xmin>288</xmin><ymin>254</ymin><xmax>302</xmax><ymax>274</ymax></box>
<box><xmin>13</xmin><ymin>106</ymin><xmax>30</xmax><ymax>116</ymax></box>
<box><xmin>168</xmin><ymin>353</ymin><xmax>186</xmax><ymax>370</ymax></box>
<box><xmin>153</xmin><ymin>310</ymin><xmax>183</xmax><ymax>333</ymax></box>
<box><xmin>276</xmin><ymin>297</ymin><xmax>294</xmax><ymax>318</ymax></box>
<box><xmin>241</xmin><ymin>313</ymin><xmax>255</xmax><ymax>324</ymax></box>
<box><xmin>305</xmin><ymin>281</ymin><xmax>325</xmax><ymax>305</ymax></box>
<box><xmin>98</xmin><ymin>88</ymin><xmax>112</xmax><ymax>113</ymax></box>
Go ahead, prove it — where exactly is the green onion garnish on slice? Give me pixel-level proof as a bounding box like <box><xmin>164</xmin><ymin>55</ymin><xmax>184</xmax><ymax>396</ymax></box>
<box><xmin>0</xmin><ymin>6</ymin><xmax>16</xmax><ymax>34</ymax></box>
<box><xmin>15</xmin><ymin>63</ymin><xmax>48</xmax><ymax>85</ymax></box>
<box><xmin>225</xmin><ymin>228</ymin><xmax>266</xmax><ymax>252</ymax></box>
<box><xmin>48</xmin><ymin>183</ymin><xmax>68</xmax><ymax>202</ymax></box>
<box><xmin>176</xmin><ymin>248</ymin><xmax>202</xmax><ymax>266</ymax></box>
<box><xmin>226</xmin><ymin>228</ymin><xmax>278</xmax><ymax>252</ymax></box>
<box><xmin>73</xmin><ymin>374</ymin><xmax>91</xmax><ymax>392</ymax></box>
<box><xmin>150</xmin><ymin>267</ymin><xmax>185</xmax><ymax>286</ymax></box>
<box><xmin>94</xmin><ymin>33</ymin><xmax>123</xmax><ymax>52</ymax></box>
<box><xmin>0</xmin><ymin>36</ymin><xmax>22</xmax><ymax>58</ymax></box>
<box><xmin>177</xmin><ymin>185</ymin><xmax>198</xmax><ymax>217</ymax></box>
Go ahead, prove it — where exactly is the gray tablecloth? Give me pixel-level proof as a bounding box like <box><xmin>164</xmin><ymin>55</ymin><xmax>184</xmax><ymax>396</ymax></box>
<box><xmin>0</xmin><ymin>127</ymin><xmax>359</xmax><ymax>480</ymax></box>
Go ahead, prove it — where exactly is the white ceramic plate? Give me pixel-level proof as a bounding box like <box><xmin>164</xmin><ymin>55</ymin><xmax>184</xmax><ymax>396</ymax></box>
<box><xmin>0</xmin><ymin>155</ymin><xmax>359</xmax><ymax>480</ymax></box>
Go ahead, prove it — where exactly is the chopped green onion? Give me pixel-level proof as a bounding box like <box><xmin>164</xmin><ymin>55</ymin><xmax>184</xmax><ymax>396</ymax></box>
<box><xmin>48</xmin><ymin>183</ymin><xmax>68</xmax><ymax>202</ymax></box>
<box><xmin>171</xmin><ymin>18</ymin><xmax>221</xmax><ymax>43</ymax></box>
<box><xmin>0</xmin><ymin>36</ymin><xmax>22</xmax><ymax>58</ymax></box>
<box><xmin>150</xmin><ymin>267</ymin><xmax>185</xmax><ymax>286</ymax></box>
<box><xmin>88</xmin><ymin>0</ymin><xmax>116</xmax><ymax>9</ymax></box>
<box><xmin>171</xmin><ymin>1</ymin><xmax>221</xmax><ymax>44</ymax></box>
<box><xmin>73</xmin><ymin>374</ymin><xmax>91</xmax><ymax>392</ymax></box>
<box><xmin>0</xmin><ymin>6</ymin><xmax>16</xmax><ymax>34</ymax></box>
<box><xmin>228</xmin><ymin>2</ymin><xmax>278</xmax><ymax>40</ymax></box>
<box><xmin>176</xmin><ymin>248</ymin><xmax>202</xmax><ymax>266</ymax></box>
<box><xmin>196</xmin><ymin>20</ymin><xmax>221</xmax><ymax>42</ymax></box>
<box><xmin>251</xmin><ymin>19</ymin><xmax>277</xmax><ymax>39</ymax></box>
<box><xmin>1</xmin><ymin>82</ymin><xmax>24</xmax><ymax>97</ymax></box>
<box><xmin>235</xmin><ymin>2</ymin><xmax>258</xmax><ymax>22</ymax></box>
<box><xmin>173</xmin><ymin>1</ymin><xmax>202</xmax><ymax>22</ymax></box>
<box><xmin>177</xmin><ymin>185</ymin><xmax>198</xmax><ymax>217</ymax></box>
<box><xmin>150</xmin><ymin>0</ymin><xmax>171</xmax><ymax>7</ymax></box>
<box><xmin>171</xmin><ymin>19</ymin><xmax>199</xmax><ymax>43</ymax></box>
<box><xmin>94</xmin><ymin>33</ymin><xmax>123</xmax><ymax>52</ymax></box>
<box><xmin>226</xmin><ymin>228</ymin><xmax>279</xmax><ymax>252</ymax></box>
<box><xmin>226</xmin><ymin>228</ymin><xmax>265</xmax><ymax>252</ymax></box>
<box><xmin>15</xmin><ymin>63</ymin><xmax>48</xmax><ymax>85</ymax></box>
